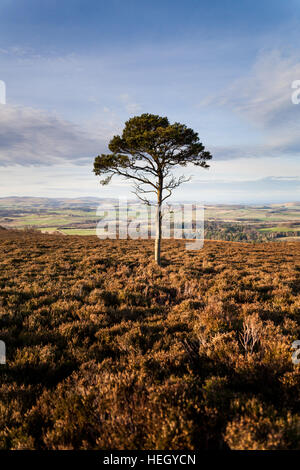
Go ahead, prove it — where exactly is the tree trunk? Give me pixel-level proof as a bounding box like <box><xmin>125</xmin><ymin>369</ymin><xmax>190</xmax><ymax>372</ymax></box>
<box><xmin>155</xmin><ymin>182</ymin><xmax>163</xmax><ymax>265</ymax></box>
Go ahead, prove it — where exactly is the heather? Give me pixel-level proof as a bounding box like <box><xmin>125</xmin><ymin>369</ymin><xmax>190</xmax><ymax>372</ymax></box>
<box><xmin>0</xmin><ymin>228</ymin><xmax>299</xmax><ymax>449</ymax></box>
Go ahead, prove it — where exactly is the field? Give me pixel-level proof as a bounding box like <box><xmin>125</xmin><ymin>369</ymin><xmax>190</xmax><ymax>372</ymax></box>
<box><xmin>0</xmin><ymin>227</ymin><xmax>300</xmax><ymax>449</ymax></box>
<box><xmin>1</xmin><ymin>198</ymin><xmax>300</xmax><ymax>241</ymax></box>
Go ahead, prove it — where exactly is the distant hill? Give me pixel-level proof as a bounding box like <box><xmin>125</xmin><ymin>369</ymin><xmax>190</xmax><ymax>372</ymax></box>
<box><xmin>1</xmin><ymin>198</ymin><xmax>300</xmax><ymax>242</ymax></box>
<box><xmin>0</xmin><ymin>197</ymin><xmax>299</xmax><ymax>209</ymax></box>
<box><xmin>0</xmin><ymin>196</ymin><xmax>118</xmax><ymax>209</ymax></box>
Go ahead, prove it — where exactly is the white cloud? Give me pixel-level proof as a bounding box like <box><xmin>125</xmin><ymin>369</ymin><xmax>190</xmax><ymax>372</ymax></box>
<box><xmin>0</xmin><ymin>104</ymin><xmax>107</xmax><ymax>166</ymax></box>
<box><xmin>203</xmin><ymin>49</ymin><xmax>300</xmax><ymax>159</ymax></box>
<box><xmin>119</xmin><ymin>93</ymin><xmax>141</xmax><ymax>114</ymax></box>
<box><xmin>226</xmin><ymin>50</ymin><xmax>300</xmax><ymax>127</ymax></box>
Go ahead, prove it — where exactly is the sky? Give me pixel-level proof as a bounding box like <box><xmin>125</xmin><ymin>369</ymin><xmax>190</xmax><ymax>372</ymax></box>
<box><xmin>1</xmin><ymin>0</ymin><xmax>300</xmax><ymax>203</ymax></box>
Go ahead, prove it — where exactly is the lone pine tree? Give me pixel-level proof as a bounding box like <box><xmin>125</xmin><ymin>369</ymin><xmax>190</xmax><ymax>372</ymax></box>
<box><xmin>93</xmin><ymin>113</ymin><xmax>212</xmax><ymax>265</ymax></box>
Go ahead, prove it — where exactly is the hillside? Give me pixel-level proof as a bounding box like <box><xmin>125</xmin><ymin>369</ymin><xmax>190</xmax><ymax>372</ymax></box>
<box><xmin>1</xmin><ymin>198</ymin><xmax>300</xmax><ymax>241</ymax></box>
<box><xmin>0</xmin><ymin>228</ymin><xmax>300</xmax><ymax>449</ymax></box>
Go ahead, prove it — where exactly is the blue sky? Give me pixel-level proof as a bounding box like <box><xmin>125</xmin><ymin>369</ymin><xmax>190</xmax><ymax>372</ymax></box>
<box><xmin>1</xmin><ymin>0</ymin><xmax>300</xmax><ymax>203</ymax></box>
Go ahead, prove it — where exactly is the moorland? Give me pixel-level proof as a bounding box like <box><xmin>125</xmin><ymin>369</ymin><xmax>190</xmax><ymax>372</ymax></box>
<box><xmin>0</xmin><ymin>227</ymin><xmax>299</xmax><ymax>449</ymax></box>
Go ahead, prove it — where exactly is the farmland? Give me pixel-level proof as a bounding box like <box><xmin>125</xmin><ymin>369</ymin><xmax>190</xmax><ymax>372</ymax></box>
<box><xmin>1</xmin><ymin>197</ymin><xmax>300</xmax><ymax>241</ymax></box>
<box><xmin>0</xmin><ymin>227</ymin><xmax>299</xmax><ymax>449</ymax></box>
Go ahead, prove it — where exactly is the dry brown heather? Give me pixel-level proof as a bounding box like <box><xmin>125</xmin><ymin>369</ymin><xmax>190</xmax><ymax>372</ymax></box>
<box><xmin>0</xmin><ymin>227</ymin><xmax>300</xmax><ymax>450</ymax></box>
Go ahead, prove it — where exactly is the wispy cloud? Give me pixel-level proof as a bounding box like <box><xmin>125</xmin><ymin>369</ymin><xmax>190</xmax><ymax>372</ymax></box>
<box><xmin>0</xmin><ymin>104</ymin><xmax>107</xmax><ymax>166</ymax></box>
<box><xmin>203</xmin><ymin>49</ymin><xmax>300</xmax><ymax>159</ymax></box>
<box><xmin>223</xmin><ymin>50</ymin><xmax>300</xmax><ymax>127</ymax></box>
<box><xmin>181</xmin><ymin>176</ymin><xmax>300</xmax><ymax>203</ymax></box>
<box><xmin>119</xmin><ymin>94</ymin><xmax>141</xmax><ymax>114</ymax></box>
